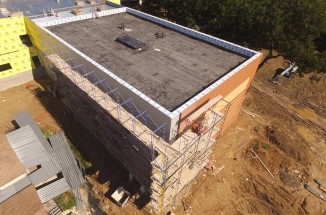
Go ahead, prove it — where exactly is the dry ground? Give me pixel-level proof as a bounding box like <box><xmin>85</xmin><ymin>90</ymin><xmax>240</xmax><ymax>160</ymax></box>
<box><xmin>174</xmin><ymin>53</ymin><xmax>326</xmax><ymax>215</ymax></box>
<box><xmin>0</xmin><ymin>52</ymin><xmax>325</xmax><ymax>215</ymax></box>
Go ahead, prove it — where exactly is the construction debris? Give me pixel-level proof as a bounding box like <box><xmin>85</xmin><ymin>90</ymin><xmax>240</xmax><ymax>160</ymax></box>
<box><xmin>314</xmin><ymin>178</ymin><xmax>326</xmax><ymax>188</ymax></box>
<box><xmin>111</xmin><ymin>187</ymin><xmax>130</xmax><ymax>207</ymax></box>
<box><xmin>212</xmin><ymin>165</ymin><xmax>225</xmax><ymax>176</ymax></box>
<box><xmin>241</xmin><ymin>109</ymin><xmax>261</xmax><ymax>118</ymax></box>
<box><xmin>304</xmin><ymin>184</ymin><xmax>326</xmax><ymax>202</ymax></box>
<box><xmin>204</xmin><ymin>162</ymin><xmax>215</xmax><ymax>171</ymax></box>
<box><xmin>250</xmin><ymin>148</ymin><xmax>274</xmax><ymax>179</ymax></box>
<box><xmin>71</xmin><ymin>9</ymin><xmax>82</xmax><ymax>16</ymax></box>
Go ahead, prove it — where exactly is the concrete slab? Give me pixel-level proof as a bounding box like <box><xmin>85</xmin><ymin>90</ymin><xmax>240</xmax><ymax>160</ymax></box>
<box><xmin>0</xmin><ymin>68</ymin><xmax>45</xmax><ymax>91</ymax></box>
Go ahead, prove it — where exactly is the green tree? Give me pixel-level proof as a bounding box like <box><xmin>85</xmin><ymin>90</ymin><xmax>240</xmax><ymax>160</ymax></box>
<box><xmin>142</xmin><ymin>0</ymin><xmax>171</xmax><ymax>16</ymax></box>
<box><xmin>141</xmin><ymin>0</ymin><xmax>326</xmax><ymax>72</ymax></box>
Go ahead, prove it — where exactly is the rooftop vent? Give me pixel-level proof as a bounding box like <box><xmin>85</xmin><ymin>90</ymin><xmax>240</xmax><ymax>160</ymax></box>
<box><xmin>119</xmin><ymin>23</ymin><xmax>133</xmax><ymax>32</ymax></box>
<box><xmin>120</xmin><ymin>22</ymin><xmax>126</xmax><ymax>30</ymax></box>
<box><xmin>116</xmin><ymin>35</ymin><xmax>148</xmax><ymax>51</ymax></box>
<box><xmin>155</xmin><ymin>31</ymin><xmax>165</xmax><ymax>39</ymax></box>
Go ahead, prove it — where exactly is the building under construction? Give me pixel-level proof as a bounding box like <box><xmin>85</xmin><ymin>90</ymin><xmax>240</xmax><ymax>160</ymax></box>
<box><xmin>0</xmin><ymin>1</ymin><xmax>262</xmax><ymax>213</ymax></box>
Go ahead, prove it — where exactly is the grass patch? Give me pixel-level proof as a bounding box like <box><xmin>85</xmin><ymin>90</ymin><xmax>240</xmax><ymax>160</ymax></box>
<box><xmin>69</xmin><ymin>142</ymin><xmax>92</xmax><ymax>169</ymax></box>
<box><xmin>41</xmin><ymin>128</ymin><xmax>91</xmax><ymax>169</ymax></box>
<box><xmin>54</xmin><ymin>192</ymin><xmax>76</xmax><ymax>210</ymax></box>
<box><xmin>261</xmin><ymin>142</ymin><xmax>271</xmax><ymax>150</ymax></box>
<box><xmin>252</xmin><ymin>143</ymin><xmax>260</xmax><ymax>151</ymax></box>
<box><xmin>41</xmin><ymin>128</ymin><xmax>52</xmax><ymax>139</ymax></box>
<box><xmin>288</xmin><ymin>78</ymin><xmax>297</xmax><ymax>89</ymax></box>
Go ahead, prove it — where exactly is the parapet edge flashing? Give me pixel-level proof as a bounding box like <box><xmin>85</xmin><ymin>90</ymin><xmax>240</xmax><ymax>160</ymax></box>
<box><xmin>126</xmin><ymin>8</ymin><xmax>258</xmax><ymax>58</ymax></box>
<box><xmin>33</xmin><ymin>7</ymin><xmax>128</xmax><ymax>27</ymax></box>
<box><xmin>124</xmin><ymin>8</ymin><xmax>260</xmax><ymax>116</ymax></box>
<box><xmin>171</xmin><ymin>52</ymin><xmax>262</xmax><ymax>115</ymax></box>
<box><xmin>33</xmin><ymin>7</ymin><xmax>257</xmax><ymax>58</ymax></box>
<box><xmin>32</xmin><ymin>7</ymin><xmax>261</xmax><ymax>119</ymax></box>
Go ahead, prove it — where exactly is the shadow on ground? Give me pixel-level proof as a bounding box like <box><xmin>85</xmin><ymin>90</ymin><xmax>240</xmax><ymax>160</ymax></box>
<box><xmin>32</xmin><ymin>78</ymin><xmax>151</xmax><ymax>211</ymax></box>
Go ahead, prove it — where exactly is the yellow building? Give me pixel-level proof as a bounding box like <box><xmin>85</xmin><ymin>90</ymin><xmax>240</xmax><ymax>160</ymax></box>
<box><xmin>0</xmin><ymin>1</ymin><xmax>122</xmax><ymax>90</ymax></box>
<box><xmin>0</xmin><ymin>16</ymin><xmax>43</xmax><ymax>90</ymax></box>
<box><xmin>108</xmin><ymin>0</ymin><xmax>121</xmax><ymax>4</ymax></box>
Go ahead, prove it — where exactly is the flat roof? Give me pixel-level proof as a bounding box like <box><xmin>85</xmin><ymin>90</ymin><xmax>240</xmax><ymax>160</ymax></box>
<box><xmin>47</xmin><ymin>13</ymin><xmax>247</xmax><ymax>111</ymax></box>
<box><xmin>0</xmin><ymin>0</ymin><xmax>76</xmax><ymax>16</ymax></box>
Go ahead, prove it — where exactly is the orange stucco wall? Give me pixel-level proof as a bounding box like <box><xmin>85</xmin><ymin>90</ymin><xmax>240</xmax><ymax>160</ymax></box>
<box><xmin>178</xmin><ymin>54</ymin><xmax>262</xmax><ymax>136</ymax></box>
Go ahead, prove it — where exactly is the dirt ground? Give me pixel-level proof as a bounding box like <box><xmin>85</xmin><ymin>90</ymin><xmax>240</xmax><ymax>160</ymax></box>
<box><xmin>0</xmin><ymin>81</ymin><xmax>144</xmax><ymax>215</ymax></box>
<box><xmin>0</xmin><ymin>52</ymin><xmax>325</xmax><ymax>215</ymax></box>
<box><xmin>173</xmin><ymin>53</ymin><xmax>326</xmax><ymax>215</ymax></box>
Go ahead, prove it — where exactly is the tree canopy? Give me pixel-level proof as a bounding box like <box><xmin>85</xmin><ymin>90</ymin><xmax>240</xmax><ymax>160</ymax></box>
<box><xmin>142</xmin><ymin>0</ymin><xmax>326</xmax><ymax>73</ymax></box>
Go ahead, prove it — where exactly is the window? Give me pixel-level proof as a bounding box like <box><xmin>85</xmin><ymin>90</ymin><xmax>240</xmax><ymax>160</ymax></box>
<box><xmin>19</xmin><ymin>34</ymin><xmax>33</xmax><ymax>47</ymax></box>
<box><xmin>0</xmin><ymin>63</ymin><xmax>12</xmax><ymax>72</ymax></box>
<box><xmin>32</xmin><ymin>56</ymin><xmax>41</xmax><ymax>67</ymax></box>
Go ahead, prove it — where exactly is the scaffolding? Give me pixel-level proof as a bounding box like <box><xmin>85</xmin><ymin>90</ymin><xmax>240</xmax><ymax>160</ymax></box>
<box><xmin>39</xmin><ymin>39</ymin><xmax>230</xmax><ymax>214</ymax></box>
<box><xmin>150</xmin><ymin>98</ymin><xmax>230</xmax><ymax>213</ymax></box>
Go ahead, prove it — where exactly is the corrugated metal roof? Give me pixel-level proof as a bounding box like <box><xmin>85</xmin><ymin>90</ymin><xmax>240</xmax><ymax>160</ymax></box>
<box><xmin>28</xmin><ymin>161</ymin><xmax>61</xmax><ymax>186</ymax></box>
<box><xmin>0</xmin><ymin>185</ymin><xmax>16</xmax><ymax>203</ymax></box>
<box><xmin>6</xmin><ymin>125</ymin><xmax>50</xmax><ymax>169</ymax></box>
<box><xmin>29</xmin><ymin>168</ymin><xmax>48</xmax><ymax>186</ymax></box>
<box><xmin>6</xmin><ymin>112</ymin><xmax>85</xmax><ymax>204</ymax></box>
<box><xmin>50</xmin><ymin>132</ymin><xmax>66</xmax><ymax>150</ymax></box>
<box><xmin>13</xmin><ymin>177</ymin><xmax>31</xmax><ymax>192</ymax></box>
<box><xmin>0</xmin><ymin>177</ymin><xmax>32</xmax><ymax>203</ymax></box>
<box><xmin>14</xmin><ymin>112</ymin><xmax>61</xmax><ymax>171</ymax></box>
<box><xmin>14</xmin><ymin>112</ymin><xmax>53</xmax><ymax>153</ymax></box>
<box><xmin>4</xmin><ymin>112</ymin><xmax>62</xmax><ymax>188</ymax></box>
<box><xmin>61</xmin><ymin>165</ymin><xmax>84</xmax><ymax>189</ymax></box>
<box><xmin>36</xmin><ymin>178</ymin><xmax>70</xmax><ymax>203</ymax></box>
<box><xmin>41</xmin><ymin>160</ymin><xmax>61</xmax><ymax>179</ymax></box>
<box><xmin>49</xmin><ymin>132</ymin><xmax>85</xmax><ymax>189</ymax></box>
<box><xmin>73</xmin><ymin>188</ymin><xmax>83</xmax><ymax>211</ymax></box>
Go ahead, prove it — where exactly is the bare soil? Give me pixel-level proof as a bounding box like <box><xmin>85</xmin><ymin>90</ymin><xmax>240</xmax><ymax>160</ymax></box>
<box><xmin>173</xmin><ymin>52</ymin><xmax>326</xmax><ymax>215</ymax></box>
<box><xmin>0</xmin><ymin>51</ymin><xmax>325</xmax><ymax>215</ymax></box>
